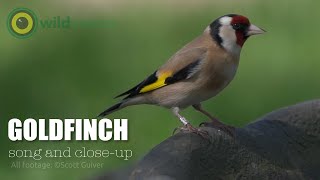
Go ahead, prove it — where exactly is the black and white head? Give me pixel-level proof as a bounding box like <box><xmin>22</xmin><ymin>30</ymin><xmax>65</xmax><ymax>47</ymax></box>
<box><xmin>208</xmin><ymin>14</ymin><xmax>265</xmax><ymax>55</ymax></box>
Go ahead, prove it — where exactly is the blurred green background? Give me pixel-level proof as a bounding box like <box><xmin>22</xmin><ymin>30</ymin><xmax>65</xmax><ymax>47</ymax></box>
<box><xmin>1</xmin><ymin>0</ymin><xmax>319</xmax><ymax>179</ymax></box>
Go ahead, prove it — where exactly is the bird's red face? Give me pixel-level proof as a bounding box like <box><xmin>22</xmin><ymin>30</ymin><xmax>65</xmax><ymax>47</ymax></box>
<box><xmin>209</xmin><ymin>14</ymin><xmax>265</xmax><ymax>54</ymax></box>
<box><xmin>230</xmin><ymin>15</ymin><xmax>251</xmax><ymax>47</ymax></box>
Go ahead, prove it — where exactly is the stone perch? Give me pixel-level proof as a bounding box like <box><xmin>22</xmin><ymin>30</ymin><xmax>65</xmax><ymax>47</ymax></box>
<box><xmin>95</xmin><ymin>100</ymin><xmax>320</xmax><ymax>180</ymax></box>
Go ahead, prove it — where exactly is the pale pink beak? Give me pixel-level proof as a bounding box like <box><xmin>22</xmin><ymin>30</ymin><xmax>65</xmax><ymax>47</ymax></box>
<box><xmin>246</xmin><ymin>24</ymin><xmax>265</xmax><ymax>36</ymax></box>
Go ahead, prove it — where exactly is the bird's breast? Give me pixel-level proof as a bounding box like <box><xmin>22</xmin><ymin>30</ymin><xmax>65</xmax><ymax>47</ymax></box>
<box><xmin>221</xmin><ymin>61</ymin><xmax>238</xmax><ymax>81</ymax></box>
<box><xmin>202</xmin><ymin>57</ymin><xmax>239</xmax><ymax>96</ymax></box>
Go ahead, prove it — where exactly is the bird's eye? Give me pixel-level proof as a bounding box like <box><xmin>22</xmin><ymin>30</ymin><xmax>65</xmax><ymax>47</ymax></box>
<box><xmin>232</xmin><ymin>23</ymin><xmax>243</xmax><ymax>30</ymax></box>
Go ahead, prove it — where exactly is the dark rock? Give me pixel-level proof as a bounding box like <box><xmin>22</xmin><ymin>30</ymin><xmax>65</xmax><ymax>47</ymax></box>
<box><xmin>130</xmin><ymin>100</ymin><xmax>320</xmax><ymax>180</ymax></box>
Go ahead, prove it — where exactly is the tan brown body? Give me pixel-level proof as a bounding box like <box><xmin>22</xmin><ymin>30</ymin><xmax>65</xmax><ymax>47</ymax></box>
<box><xmin>129</xmin><ymin>30</ymin><xmax>240</xmax><ymax>109</ymax></box>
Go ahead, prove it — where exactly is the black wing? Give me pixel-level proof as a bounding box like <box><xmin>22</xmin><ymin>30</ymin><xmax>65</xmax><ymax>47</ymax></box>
<box><xmin>115</xmin><ymin>59</ymin><xmax>201</xmax><ymax>99</ymax></box>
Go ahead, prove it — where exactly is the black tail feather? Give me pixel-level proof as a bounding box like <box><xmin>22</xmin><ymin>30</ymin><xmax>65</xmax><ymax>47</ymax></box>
<box><xmin>97</xmin><ymin>102</ymin><xmax>122</xmax><ymax>118</ymax></box>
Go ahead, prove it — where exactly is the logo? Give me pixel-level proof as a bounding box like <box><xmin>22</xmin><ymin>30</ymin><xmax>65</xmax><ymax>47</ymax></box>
<box><xmin>7</xmin><ymin>8</ymin><xmax>114</xmax><ymax>39</ymax></box>
<box><xmin>7</xmin><ymin>8</ymin><xmax>38</xmax><ymax>39</ymax></box>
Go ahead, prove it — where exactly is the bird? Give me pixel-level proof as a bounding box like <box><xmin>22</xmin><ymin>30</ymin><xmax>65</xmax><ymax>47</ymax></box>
<box><xmin>98</xmin><ymin>14</ymin><xmax>265</xmax><ymax>137</ymax></box>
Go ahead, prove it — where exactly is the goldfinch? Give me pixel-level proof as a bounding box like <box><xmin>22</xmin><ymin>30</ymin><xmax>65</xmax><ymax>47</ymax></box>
<box><xmin>98</xmin><ymin>14</ymin><xmax>265</xmax><ymax>136</ymax></box>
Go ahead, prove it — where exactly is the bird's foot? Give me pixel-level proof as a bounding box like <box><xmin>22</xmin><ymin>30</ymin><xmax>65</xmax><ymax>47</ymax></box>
<box><xmin>200</xmin><ymin>120</ymin><xmax>235</xmax><ymax>137</ymax></box>
<box><xmin>174</xmin><ymin>123</ymin><xmax>209</xmax><ymax>139</ymax></box>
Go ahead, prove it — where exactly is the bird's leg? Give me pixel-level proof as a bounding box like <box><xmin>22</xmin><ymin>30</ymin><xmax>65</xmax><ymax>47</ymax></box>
<box><xmin>192</xmin><ymin>104</ymin><xmax>235</xmax><ymax>137</ymax></box>
<box><xmin>172</xmin><ymin>107</ymin><xmax>189</xmax><ymax>125</ymax></box>
<box><xmin>172</xmin><ymin>107</ymin><xmax>209</xmax><ymax>138</ymax></box>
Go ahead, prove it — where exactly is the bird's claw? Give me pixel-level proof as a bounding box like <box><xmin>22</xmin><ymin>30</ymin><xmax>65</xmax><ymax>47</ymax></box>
<box><xmin>173</xmin><ymin>123</ymin><xmax>210</xmax><ymax>139</ymax></box>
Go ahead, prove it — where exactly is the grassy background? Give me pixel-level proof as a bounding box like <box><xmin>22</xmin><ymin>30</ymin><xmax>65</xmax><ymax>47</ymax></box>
<box><xmin>1</xmin><ymin>0</ymin><xmax>319</xmax><ymax>179</ymax></box>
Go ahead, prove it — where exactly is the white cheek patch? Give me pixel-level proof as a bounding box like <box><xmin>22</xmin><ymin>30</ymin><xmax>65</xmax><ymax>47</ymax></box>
<box><xmin>219</xmin><ymin>26</ymin><xmax>241</xmax><ymax>55</ymax></box>
<box><xmin>218</xmin><ymin>17</ymin><xmax>241</xmax><ymax>55</ymax></box>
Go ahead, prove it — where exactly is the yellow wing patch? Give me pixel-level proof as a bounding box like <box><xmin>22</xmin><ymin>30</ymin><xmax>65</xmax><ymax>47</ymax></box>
<box><xmin>139</xmin><ymin>71</ymin><xmax>172</xmax><ymax>93</ymax></box>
